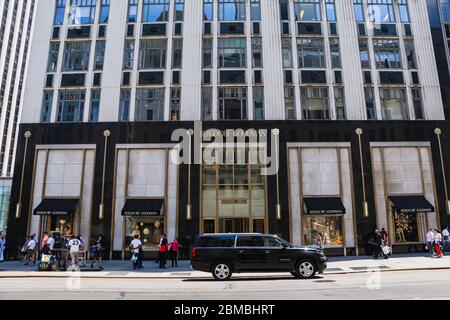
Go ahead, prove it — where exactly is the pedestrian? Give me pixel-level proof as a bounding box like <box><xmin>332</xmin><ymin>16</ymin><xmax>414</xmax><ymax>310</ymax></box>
<box><xmin>380</xmin><ymin>228</ymin><xmax>389</xmax><ymax>246</ymax></box>
<box><xmin>47</xmin><ymin>233</ymin><xmax>55</xmax><ymax>252</ymax></box>
<box><xmin>21</xmin><ymin>237</ymin><xmax>29</xmax><ymax>262</ymax></box>
<box><xmin>434</xmin><ymin>229</ymin><xmax>444</xmax><ymax>258</ymax></box>
<box><xmin>68</xmin><ymin>235</ymin><xmax>81</xmax><ymax>271</ymax></box>
<box><xmin>168</xmin><ymin>237</ymin><xmax>181</xmax><ymax>267</ymax></box>
<box><xmin>315</xmin><ymin>233</ymin><xmax>324</xmax><ymax>250</ymax></box>
<box><xmin>91</xmin><ymin>235</ymin><xmax>104</xmax><ymax>270</ymax></box>
<box><xmin>24</xmin><ymin>235</ymin><xmax>36</xmax><ymax>265</ymax></box>
<box><xmin>426</xmin><ymin>228</ymin><xmax>435</xmax><ymax>257</ymax></box>
<box><xmin>159</xmin><ymin>234</ymin><xmax>168</xmax><ymax>269</ymax></box>
<box><xmin>373</xmin><ymin>229</ymin><xmax>388</xmax><ymax>259</ymax></box>
<box><xmin>155</xmin><ymin>234</ymin><xmax>163</xmax><ymax>264</ymax></box>
<box><xmin>130</xmin><ymin>234</ymin><xmax>142</xmax><ymax>270</ymax></box>
<box><xmin>442</xmin><ymin>226</ymin><xmax>449</xmax><ymax>254</ymax></box>
<box><xmin>41</xmin><ymin>231</ymin><xmax>49</xmax><ymax>249</ymax></box>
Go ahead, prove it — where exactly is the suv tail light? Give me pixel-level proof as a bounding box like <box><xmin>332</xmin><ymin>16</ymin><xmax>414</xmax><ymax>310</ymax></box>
<box><xmin>191</xmin><ymin>247</ymin><xmax>197</xmax><ymax>258</ymax></box>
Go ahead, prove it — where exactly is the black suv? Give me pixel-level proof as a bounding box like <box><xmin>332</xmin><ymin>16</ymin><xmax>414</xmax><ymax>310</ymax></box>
<box><xmin>191</xmin><ymin>233</ymin><xmax>327</xmax><ymax>281</ymax></box>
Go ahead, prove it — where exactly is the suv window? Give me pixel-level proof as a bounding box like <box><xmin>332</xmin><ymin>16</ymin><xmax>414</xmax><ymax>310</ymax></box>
<box><xmin>236</xmin><ymin>236</ymin><xmax>264</xmax><ymax>247</ymax></box>
<box><xmin>264</xmin><ymin>236</ymin><xmax>284</xmax><ymax>247</ymax></box>
<box><xmin>196</xmin><ymin>236</ymin><xmax>236</xmax><ymax>248</ymax></box>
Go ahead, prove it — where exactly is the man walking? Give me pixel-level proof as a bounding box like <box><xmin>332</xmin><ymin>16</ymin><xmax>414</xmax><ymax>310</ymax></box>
<box><xmin>68</xmin><ymin>235</ymin><xmax>81</xmax><ymax>271</ymax></box>
<box><xmin>25</xmin><ymin>235</ymin><xmax>36</xmax><ymax>265</ymax></box>
<box><xmin>159</xmin><ymin>234</ymin><xmax>168</xmax><ymax>269</ymax></box>
<box><xmin>426</xmin><ymin>229</ymin><xmax>435</xmax><ymax>257</ymax></box>
<box><xmin>442</xmin><ymin>226</ymin><xmax>449</xmax><ymax>254</ymax></box>
<box><xmin>130</xmin><ymin>234</ymin><xmax>142</xmax><ymax>270</ymax></box>
<box><xmin>91</xmin><ymin>235</ymin><xmax>104</xmax><ymax>270</ymax></box>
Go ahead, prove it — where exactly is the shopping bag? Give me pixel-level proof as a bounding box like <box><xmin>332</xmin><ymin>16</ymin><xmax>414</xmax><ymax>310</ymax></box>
<box><xmin>382</xmin><ymin>245</ymin><xmax>391</xmax><ymax>255</ymax></box>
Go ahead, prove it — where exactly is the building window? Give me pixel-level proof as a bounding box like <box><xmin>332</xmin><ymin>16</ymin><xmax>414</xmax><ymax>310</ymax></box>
<box><xmin>330</xmin><ymin>38</ymin><xmax>341</xmax><ymax>69</ymax></box>
<box><xmin>251</xmin><ymin>0</ymin><xmax>261</xmax><ymax>21</ymax></box>
<box><xmin>393</xmin><ymin>212</ymin><xmax>419</xmax><ymax>243</ymax></box>
<box><xmin>325</xmin><ymin>0</ymin><xmax>336</xmax><ymax>21</ymax></box>
<box><xmin>365</xmin><ymin>86</ymin><xmax>376</xmax><ymax>120</ymax></box>
<box><xmin>280</xmin><ymin>0</ymin><xmax>290</xmax><ymax>21</ymax></box>
<box><xmin>54</xmin><ymin>0</ymin><xmax>67</xmax><ymax>25</ymax></box>
<box><xmin>203</xmin><ymin>38</ymin><xmax>213</xmax><ymax>68</ymax></box>
<box><xmin>297</xmin><ymin>38</ymin><xmax>326</xmax><ymax>68</ymax></box>
<box><xmin>218</xmin><ymin>38</ymin><xmax>247</xmax><ymax>68</ymax></box>
<box><xmin>94</xmin><ymin>40</ymin><xmax>106</xmax><ymax>70</ymax></box>
<box><xmin>41</xmin><ymin>91</ymin><xmax>53</xmax><ymax>123</ymax></box>
<box><xmin>412</xmin><ymin>88</ymin><xmax>424</xmax><ymax>120</ymax></box>
<box><xmin>128</xmin><ymin>0</ymin><xmax>138</xmax><ymax>22</ymax></box>
<box><xmin>219</xmin><ymin>0</ymin><xmax>246</xmax><ymax>21</ymax></box>
<box><xmin>367</xmin><ymin>0</ymin><xmax>396</xmax><ymax>23</ymax></box>
<box><xmin>47</xmin><ymin>42</ymin><xmax>60</xmax><ymax>72</ymax></box>
<box><xmin>442</xmin><ymin>0</ymin><xmax>450</xmax><ymax>22</ymax></box>
<box><xmin>172</xmin><ymin>39</ymin><xmax>183</xmax><ymax>69</ymax></box>
<box><xmin>89</xmin><ymin>90</ymin><xmax>101</xmax><ymax>122</ymax></box>
<box><xmin>143</xmin><ymin>0</ymin><xmax>170</xmax><ymax>22</ymax></box>
<box><xmin>398</xmin><ymin>0</ymin><xmax>410</xmax><ymax>23</ymax></box>
<box><xmin>404</xmin><ymin>39</ymin><xmax>416</xmax><ymax>69</ymax></box>
<box><xmin>63</xmin><ymin>41</ymin><xmax>91</xmax><ymax>71</ymax></box>
<box><xmin>57</xmin><ymin>90</ymin><xmax>85</xmax><ymax>122</ymax></box>
<box><xmin>126</xmin><ymin>217</ymin><xmax>164</xmax><ymax>251</ymax></box>
<box><xmin>294</xmin><ymin>0</ymin><xmax>322</xmax><ymax>21</ymax></box>
<box><xmin>139</xmin><ymin>39</ymin><xmax>167</xmax><ymax>69</ymax></box>
<box><xmin>69</xmin><ymin>0</ymin><xmax>96</xmax><ymax>25</ymax></box>
<box><xmin>218</xmin><ymin>87</ymin><xmax>247</xmax><ymax>120</ymax></box>
<box><xmin>303</xmin><ymin>216</ymin><xmax>343</xmax><ymax>246</ymax></box>
<box><xmin>99</xmin><ymin>0</ymin><xmax>110</xmax><ymax>23</ymax></box>
<box><xmin>123</xmin><ymin>40</ymin><xmax>135</xmax><ymax>70</ymax></box>
<box><xmin>334</xmin><ymin>87</ymin><xmax>346</xmax><ymax>120</ymax></box>
<box><xmin>253</xmin><ymin>87</ymin><xmax>264</xmax><ymax>120</ymax></box>
<box><xmin>284</xmin><ymin>87</ymin><xmax>296</xmax><ymax>120</ymax></box>
<box><xmin>373</xmin><ymin>39</ymin><xmax>402</xmax><ymax>69</ymax></box>
<box><xmin>353</xmin><ymin>0</ymin><xmax>364</xmax><ymax>22</ymax></box>
<box><xmin>135</xmin><ymin>88</ymin><xmax>165</xmax><ymax>121</ymax></box>
<box><xmin>202</xmin><ymin>87</ymin><xmax>213</xmax><ymax>120</ymax></box>
<box><xmin>170</xmin><ymin>87</ymin><xmax>181</xmax><ymax>120</ymax></box>
<box><xmin>174</xmin><ymin>0</ymin><xmax>185</xmax><ymax>21</ymax></box>
<box><xmin>252</xmin><ymin>37</ymin><xmax>263</xmax><ymax>68</ymax></box>
<box><xmin>380</xmin><ymin>88</ymin><xmax>408</xmax><ymax>120</ymax></box>
<box><xmin>359</xmin><ymin>38</ymin><xmax>371</xmax><ymax>69</ymax></box>
<box><xmin>282</xmin><ymin>38</ymin><xmax>293</xmax><ymax>68</ymax></box>
<box><xmin>301</xmin><ymin>87</ymin><xmax>330</xmax><ymax>120</ymax></box>
<box><xmin>203</xmin><ymin>0</ymin><xmax>213</xmax><ymax>21</ymax></box>
<box><xmin>119</xmin><ymin>89</ymin><xmax>131</xmax><ymax>121</ymax></box>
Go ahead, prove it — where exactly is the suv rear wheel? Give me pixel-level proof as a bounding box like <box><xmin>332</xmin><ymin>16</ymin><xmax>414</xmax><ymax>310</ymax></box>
<box><xmin>294</xmin><ymin>260</ymin><xmax>317</xmax><ymax>279</ymax></box>
<box><xmin>212</xmin><ymin>262</ymin><xmax>233</xmax><ymax>281</ymax></box>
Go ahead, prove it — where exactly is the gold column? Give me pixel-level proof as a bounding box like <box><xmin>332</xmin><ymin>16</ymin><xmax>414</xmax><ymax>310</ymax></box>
<box><xmin>16</xmin><ymin>131</ymin><xmax>32</xmax><ymax>219</ymax></box>
<box><xmin>99</xmin><ymin>130</ymin><xmax>111</xmax><ymax>220</ymax></box>
<box><xmin>186</xmin><ymin>129</ymin><xmax>194</xmax><ymax>221</ymax></box>
<box><xmin>434</xmin><ymin>128</ymin><xmax>450</xmax><ymax>215</ymax></box>
<box><xmin>356</xmin><ymin>128</ymin><xmax>369</xmax><ymax>217</ymax></box>
<box><xmin>273</xmin><ymin>129</ymin><xmax>281</xmax><ymax>220</ymax></box>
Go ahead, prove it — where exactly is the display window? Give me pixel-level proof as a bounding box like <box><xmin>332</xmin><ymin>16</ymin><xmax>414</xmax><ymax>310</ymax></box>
<box><xmin>302</xmin><ymin>215</ymin><xmax>344</xmax><ymax>247</ymax></box>
<box><xmin>125</xmin><ymin>217</ymin><xmax>164</xmax><ymax>251</ymax></box>
<box><xmin>393</xmin><ymin>213</ymin><xmax>419</xmax><ymax>243</ymax></box>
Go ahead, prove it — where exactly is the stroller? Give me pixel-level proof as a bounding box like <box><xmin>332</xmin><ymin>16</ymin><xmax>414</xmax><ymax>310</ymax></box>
<box><xmin>37</xmin><ymin>246</ymin><xmax>56</xmax><ymax>271</ymax></box>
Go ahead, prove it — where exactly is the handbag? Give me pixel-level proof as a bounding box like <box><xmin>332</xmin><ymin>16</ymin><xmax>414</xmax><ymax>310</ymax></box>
<box><xmin>131</xmin><ymin>253</ymin><xmax>138</xmax><ymax>263</ymax></box>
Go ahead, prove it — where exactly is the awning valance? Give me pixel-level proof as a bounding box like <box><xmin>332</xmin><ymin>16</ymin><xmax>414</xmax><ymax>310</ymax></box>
<box><xmin>122</xmin><ymin>199</ymin><xmax>164</xmax><ymax>217</ymax></box>
<box><xmin>304</xmin><ymin>197</ymin><xmax>346</xmax><ymax>215</ymax></box>
<box><xmin>389</xmin><ymin>196</ymin><xmax>435</xmax><ymax>214</ymax></box>
<box><xmin>33</xmin><ymin>199</ymin><xmax>79</xmax><ymax>216</ymax></box>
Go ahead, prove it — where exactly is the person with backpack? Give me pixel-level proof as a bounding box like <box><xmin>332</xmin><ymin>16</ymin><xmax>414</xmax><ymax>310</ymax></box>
<box><xmin>442</xmin><ymin>226</ymin><xmax>449</xmax><ymax>254</ymax></box>
<box><xmin>90</xmin><ymin>235</ymin><xmax>104</xmax><ymax>270</ymax></box>
<box><xmin>168</xmin><ymin>237</ymin><xmax>181</xmax><ymax>267</ymax></box>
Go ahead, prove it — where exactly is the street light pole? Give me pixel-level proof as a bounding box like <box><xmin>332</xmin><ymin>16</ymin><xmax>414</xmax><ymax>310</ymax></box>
<box><xmin>16</xmin><ymin>131</ymin><xmax>32</xmax><ymax>219</ymax></box>
<box><xmin>99</xmin><ymin>129</ymin><xmax>111</xmax><ymax>220</ymax></box>
<box><xmin>356</xmin><ymin>128</ymin><xmax>369</xmax><ymax>218</ymax></box>
<box><xmin>434</xmin><ymin>128</ymin><xmax>450</xmax><ymax>215</ymax></box>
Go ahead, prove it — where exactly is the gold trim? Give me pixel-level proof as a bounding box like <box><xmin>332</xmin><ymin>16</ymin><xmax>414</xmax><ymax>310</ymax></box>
<box><xmin>337</xmin><ymin>147</ymin><xmax>346</xmax><ymax>256</ymax></box>
<box><xmin>110</xmin><ymin>148</ymin><xmax>118</xmax><ymax>260</ymax></box>
<box><xmin>348</xmin><ymin>147</ymin><xmax>360</xmax><ymax>256</ymax></box>
<box><xmin>428</xmin><ymin>146</ymin><xmax>442</xmax><ymax>229</ymax></box>
<box><xmin>26</xmin><ymin>149</ymin><xmax>39</xmax><ymax>237</ymax></box>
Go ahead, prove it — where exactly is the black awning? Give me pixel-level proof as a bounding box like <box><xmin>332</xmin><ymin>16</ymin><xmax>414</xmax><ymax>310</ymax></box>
<box><xmin>389</xmin><ymin>196</ymin><xmax>435</xmax><ymax>214</ymax></box>
<box><xmin>304</xmin><ymin>197</ymin><xmax>346</xmax><ymax>215</ymax></box>
<box><xmin>33</xmin><ymin>199</ymin><xmax>79</xmax><ymax>216</ymax></box>
<box><xmin>122</xmin><ymin>199</ymin><xmax>164</xmax><ymax>217</ymax></box>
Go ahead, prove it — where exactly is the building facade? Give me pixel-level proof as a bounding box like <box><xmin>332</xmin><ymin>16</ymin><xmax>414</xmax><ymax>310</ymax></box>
<box><xmin>0</xmin><ymin>0</ymin><xmax>36</xmax><ymax>233</ymax></box>
<box><xmin>6</xmin><ymin>0</ymin><xmax>450</xmax><ymax>258</ymax></box>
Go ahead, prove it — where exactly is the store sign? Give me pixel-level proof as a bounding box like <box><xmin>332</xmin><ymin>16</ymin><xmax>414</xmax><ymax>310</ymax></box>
<box><xmin>33</xmin><ymin>199</ymin><xmax>79</xmax><ymax>216</ymax></box>
<box><xmin>307</xmin><ymin>209</ymin><xmax>345</xmax><ymax>215</ymax></box>
<box><xmin>34</xmin><ymin>210</ymin><xmax>69</xmax><ymax>216</ymax></box>
<box><xmin>303</xmin><ymin>198</ymin><xmax>346</xmax><ymax>215</ymax></box>
<box><xmin>121</xmin><ymin>199</ymin><xmax>164</xmax><ymax>217</ymax></box>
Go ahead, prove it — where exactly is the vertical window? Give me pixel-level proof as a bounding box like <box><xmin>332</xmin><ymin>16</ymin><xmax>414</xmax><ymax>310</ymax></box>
<box><xmin>251</xmin><ymin>0</ymin><xmax>261</xmax><ymax>21</ymax></box>
<box><xmin>202</xmin><ymin>87</ymin><xmax>213</xmax><ymax>120</ymax></box>
<box><xmin>57</xmin><ymin>90</ymin><xmax>85</xmax><ymax>122</ymax></box>
<box><xmin>294</xmin><ymin>0</ymin><xmax>322</xmax><ymax>21</ymax></box>
<box><xmin>123</xmin><ymin>40</ymin><xmax>135</xmax><ymax>70</ymax></box>
<box><xmin>412</xmin><ymin>88</ymin><xmax>424</xmax><ymax>120</ymax></box>
<box><xmin>54</xmin><ymin>0</ymin><xmax>66</xmax><ymax>25</ymax></box>
<box><xmin>284</xmin><ymin>87</ymin><xmax>296</xmax><ymax>120</ymax></box>
<box><xmin>219</xmin><ymin>0</ymin><xmax>246</xmax><ymax>21</ymax></box>
<box><xmin>119</xmin><ymin>89</ymin><xmax>131</xmax><ymax>121</ymax></box>
<box><xmin>203</xmin><ymin>0</ymin><xmax>214</xmax><ymax>21</ymax></box>
<box><xmin>174</xmin><ymin>0</ymin><xmax>185</xmax><ymax>21</ymax></box>
<box><xmin>365</xmin><ymin>87</ymin><xmax>376</xmax><ymax>120</ymax></box>
<box><xmin>69</xmin><ymin>0</ymin><xmax>97</xmax><ymax>25</ymax></box>
<box><xmin>90</xmin><ymin>90</ymin><xmax>101</xmax><ymax>122</ymax></box>
<box><xmin>128</xmin><ymin>0</ymin><xmax>139</xmax><ymax>22</ymax></box>
<box><xmin>143</xmin><ymin>0</ymin><xmax>170</xmax><ymax>22</ymax></box>
<box><xmin>330</xmin><ymin>38</ymin><xmax>341</xmax><ymax>69</ymax></box>
<box><xmin>139</xmin><ymin>39</ymin><xmax>167</xmax><ymax>69</ymax></box>
<box><xmin>99</xmin><ymin>0</ymin><xmax>110</xmax><ymax>23</ymax></box>
<box><xmin>47</xmin><ymin>42</ymin><xmax>60</xmax><ymax>72</ymax></box>
<box><xmin>172</xmin><ymin>39</ymin><xmax>183</xmax><ymax>69</ymax></box>
<box><xmin>252</xmin><ymin>37</ymin><xmax>263</xmax><ymax>68</ymax></box>
<box><xmin>282</xmin><ymin>38</ymin><xmax>293</xmax><ymax>68</ymax></box>
<box><xmin>253</xmin><ymin>87</ymin><xmax>264</xmax><ymax>120</ymax></box>
<box><xmin>380</xmin><ymin>88</ymin><xmax>408</xmax><ymax>120</ymax></box>
<box><xmin>398</xmin><ymin>0</ymin><xmax>410</xmax><ymax>23</ymax></box>
<box><xmin>297</xmin><ymin>38</ymin><xmax>326</xmax><ymax>68</ymax></box>
<box><xmin>94</xmin><ymin>40</ymin><xmax>106</xmax><ymax>70</ymax></box>
<box><xmin>218</xmin><ymin>87</ymin><xmax>247</xmax><ymax>120</ymax></box>
<box><xmin>301</xmin><ymin>87</ymin><xmax>330</xmax><ymax>120</ymax></box>
<box><xmin>170</xmin><ymin>87</ymin><xmax>181</xmax><ymax>120</ymax></box>
<box><xmin>373</xmin><ymin>39</ymin><xmax>402</xmax><ymax>69</ymax></box>
<box><xmin>404</xmin><ymin>39</ymin><xmax>416</xmax><ymax>69</ymax></box>
<box><xmin>280</xmin><ymin>0</ymin><xmax>290</xmax><ymax>21</ymax></box>
<box><xmin>63</xmin><ymin>41</ymin><xmax>91</xmax><ymax>71</ymax></box>
<box><xmin>325</xmin><ymin>0</ymin><xmax>336</xmax><ymax>21</ymax></box>
<box><xmin>203</xmin><ymin>39</ymin><xmax>213</xmax><ymax>68</ymax></box>
<box><xmin>367</xmin><ymin>0</ymin><xmax>395</xmax><ymax>23</ymax></box>
<box><xmin>41</xmin><ymin>91</ymin><xmax>53</xmax><ymax>123</ymax></box>
<box><xmin>359</xmin><ymin>39</ymin><xmax>371</xmax><ymax>69</ymax></box>
<box><xmin>334</xmin><ymin>87</ymin><xmax>346</xmax><ymax>120</ymax></box>
<box><xmin>135</xmin><ymin>88</ymin><xmax>165</xmax><ymax>121</ymax></box>
<box><xmin>353</xmin><ymin>0</ymin><xmax>364</xmax><ymax>22</ymax></box>
<box><xmin>218</xmin><ymin>38</ymin><xmax>247</xmax><ymax>68</ymax></box>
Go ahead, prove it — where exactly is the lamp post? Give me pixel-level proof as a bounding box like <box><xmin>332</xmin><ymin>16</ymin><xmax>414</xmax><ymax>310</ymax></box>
<box><xmin>16</xmin><ymin>131</ymin><xmax>32</xmax><ymax>219</ymax></box>
<box><xmin>356</xmin><ymin>128</ymin><xmax>369</xmax><ymax>218</ymax></box>
<box><xmin>99</xmin><ymin>129</ymin><xmax>111</xmax><ymax>220</ymax></box>
<box><xmin>186</xmin><ymin>129</ymin><xmax>194</xmax><ymax>221</ymax></box>
<box><xmin>434</xmin><ymin>128</ymin><xmax>450</xmax><ymax>215</ymax></box>
<box><xmin>272</xmin><ymin>129</ymin><xmax>282</xmax><ymax>220</ymax></box>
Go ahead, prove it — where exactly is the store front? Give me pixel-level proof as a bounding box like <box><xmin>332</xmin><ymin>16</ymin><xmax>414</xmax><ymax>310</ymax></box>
<box><xmin>371</xmin><ymin>143</ymin><xmax>440</xmax><ymax>250</ymax></box>
<box><xmin>33</xmin><ymin>198</ymin><xmax>79</xmax><ymax>237</ymax></box>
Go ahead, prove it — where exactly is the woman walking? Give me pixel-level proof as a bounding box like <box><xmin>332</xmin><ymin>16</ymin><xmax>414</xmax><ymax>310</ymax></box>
<box><xmin>434</xmin><ymin>229</ymin><xmax>444</xmax><ymax>258</ymax></box>
<box><xmin>168</xmin><ymin>238</ymin><xmax>181</xmax><ymax>267</ymax></box>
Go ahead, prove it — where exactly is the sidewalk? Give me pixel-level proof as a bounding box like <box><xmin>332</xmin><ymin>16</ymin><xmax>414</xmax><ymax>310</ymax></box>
<box><xmin>1</xmin><ymin>253</ymin><xmax>449</xmax><ymax>279</ymax></box>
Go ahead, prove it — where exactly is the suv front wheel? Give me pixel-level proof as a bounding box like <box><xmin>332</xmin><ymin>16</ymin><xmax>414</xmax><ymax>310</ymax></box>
<box><xmin>294</xmin><ymin>260</ymin><xmax>317</xmax><ymax>279</ymax></box>
<box><xmin>212</xmin><ymin>262</ymin><xmax>233</xmax><ymax>281</ymax></box>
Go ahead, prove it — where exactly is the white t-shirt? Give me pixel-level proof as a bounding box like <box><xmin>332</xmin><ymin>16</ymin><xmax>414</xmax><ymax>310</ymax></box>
<box><xmin>130</xmin><ymin>239</ymin><xmax>142</xmax><ymax>254</ymax></box>
<box><xmin>426</xmin><ymin>232</ymin><xmax>435</xmax><ymax>242</ymax></box>
<box><xmin>27</xmin><ymin>239</ymin><xmax>36</xmax><ymax>250</ymax></box>
<box><xmin>435</xmin><ymin>233</ymin><xmax>442</xmax><ymax>243</ymax></box>
<box><xmin>68</xmin><ymin>239</ymin><xmax>81</xmax><ymax>253</ymax></box>
<box><xmin>443</xmin><ymin>229</ymin><xmax>449</xmax><ymax>238</ymax></box>
<box><xmin>47</xmin><ymin>237</ymin><xmax>55</xmax><ymax>250</ymax></box>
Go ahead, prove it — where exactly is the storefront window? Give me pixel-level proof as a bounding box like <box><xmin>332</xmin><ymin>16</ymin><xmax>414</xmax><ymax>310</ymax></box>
<box><xmin>303</xmin><ymin>215</ymin><xmax>343</xmax><ymax>246</ymax></box>
<box><xmin>125</xmin><ymin>217</ymin><xmax>164</xmax><ymax>251</ymax></box>
<box><xmin>393</xmin><ymin>213</ymin><xmax>419</xmax><ymax>243</ymax></box>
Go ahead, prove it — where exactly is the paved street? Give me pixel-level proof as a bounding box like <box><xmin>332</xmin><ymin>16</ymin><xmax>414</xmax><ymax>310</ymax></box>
<box><xmin>0</xmin><ymin>269</ymin><xmax>449</xmax><ymax>300</ymax></box>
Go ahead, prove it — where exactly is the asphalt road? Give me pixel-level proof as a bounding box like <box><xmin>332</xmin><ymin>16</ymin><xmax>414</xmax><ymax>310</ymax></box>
<box><xmin>0</xmin><ymin>269</ymin><xmax>449</xmax><ymax>300</ymax></box>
